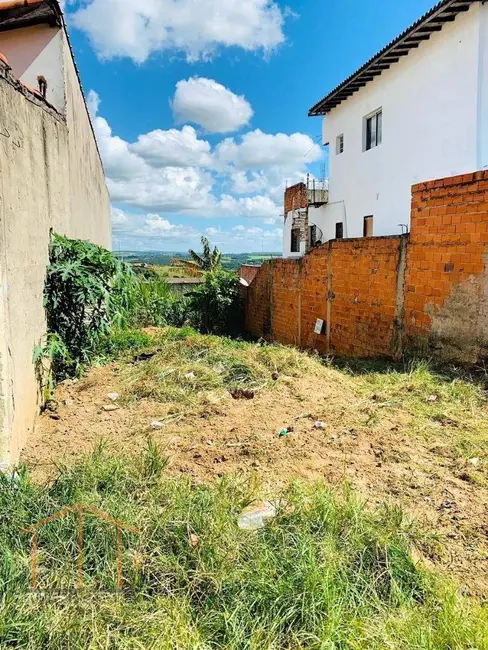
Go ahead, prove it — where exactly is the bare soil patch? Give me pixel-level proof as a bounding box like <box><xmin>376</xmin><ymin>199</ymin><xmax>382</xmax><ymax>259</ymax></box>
<box><xmin>22</xmin><ymin>354</ymin><xmax>488</xmax><ymax>597</ymax></box>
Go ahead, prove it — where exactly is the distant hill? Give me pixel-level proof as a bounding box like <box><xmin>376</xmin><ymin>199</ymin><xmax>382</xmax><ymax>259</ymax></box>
<box><xmin>115</xmin><ymin>251</ymin><xmax>280</xmax><ymax>271</ymax></box>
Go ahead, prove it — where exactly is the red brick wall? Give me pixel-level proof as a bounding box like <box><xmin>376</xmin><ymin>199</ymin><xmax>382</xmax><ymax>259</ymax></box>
<box><xmin>246</xmin><ymin>237</ymin><xmax>405</xmax><ymax>358</ymax></box>
<box><xmin>271</xmin><ymin>261</ymin><xmax>301</xmax><ymax>346</ymax></box>
<box><xmin>246</xmin><ymin>171</ymin><xmax>488</xmax><ymax>363</ymax></box>
<box><xmin>284</xmin><ymin>183</ymin><xmax>308</xmax><ymax>216</ymax></box>
<box><xmin>245</xmin><ymin>264</ymin><xmax>271</xmax><ymax>339</ymax></box>
<box><xmin>329</xmin><ymin>237</ymin><xmax>406</xmax><ymax>358</ymax></box>
<box><xmin>405</xmin><ymin>171</ymin><xmax>488</xmax><ymax>362</ymax></box>
<box><xmin>239</xmin><ymin>265</ymin><xmax>260</xmax><ymax>285</ymax></box>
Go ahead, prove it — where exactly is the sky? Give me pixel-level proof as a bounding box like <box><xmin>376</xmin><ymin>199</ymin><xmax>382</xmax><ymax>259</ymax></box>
<box><xmin>62</xmin><ymin>0</ymin><xmax>437</xmax><ymax>253</ymax></box>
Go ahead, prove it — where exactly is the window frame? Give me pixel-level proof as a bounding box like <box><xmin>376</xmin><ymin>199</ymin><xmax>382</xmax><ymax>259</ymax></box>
<box><xmin>363</xmin><ymin>108</ymin><xmax>382</xmax><ymax>151</ymax></box>
<box><xmin>336</xmin><ymin>133</ymin><xmax>344</xmax><ymax>155</ymax></box>
<box><xmin>335</xmin><ymin>222</ymin><xmax>344</xmax><ymax>239</ymax></box>
<box><xmin>363</xmin><ymin>216</ymin><xmax>374</xmax><ymax>237</ymax></box>
<box><xmin>290</xmin><ymin>227</ymin><xmax>301</xmax><ymax>253</ymax></box>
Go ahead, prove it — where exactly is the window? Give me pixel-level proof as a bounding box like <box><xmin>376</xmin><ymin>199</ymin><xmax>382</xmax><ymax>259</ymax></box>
<box><xmin>37</xmin><ymin>75</ymin><xmax>47</xmax><ymax>99</ymax></box>
<box><xmin>309</xmin><ymin>225</ymin><xmax>318</xmax><ymax>248</ymax></box>
<box><xmin>364</xmin><ymin>109</ymin><xmax>382</xmax><ymax>151</ymax></box>
<box><xmin>291</xmin><ymin>228</ymin><xmax>301</xmax><ymax>253</ymax></box>
<box><xmin>336</xmin><ymin>134</ymin><xmax>344</xmax><ymax>155</ymax></box>
<box><xmin>363</xmin><ymin>216</ymin><xmax>374</xmax><ymax>237</ymax></box>
<box><xmin>335</xmin><ymin>222</ymin><xmax>344</xmax><ymax>239</ymax></box>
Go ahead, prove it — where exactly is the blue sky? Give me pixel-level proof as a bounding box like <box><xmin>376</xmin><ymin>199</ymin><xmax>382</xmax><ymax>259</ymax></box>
<box><xmin>63</xmin><ymin>0</ymin><xmax>436</xmax><ymax>253</ymax></box>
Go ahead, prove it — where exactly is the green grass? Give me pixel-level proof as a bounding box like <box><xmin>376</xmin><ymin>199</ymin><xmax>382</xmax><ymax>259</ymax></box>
<box><xmin>97</xmin><ymin>329</ymin><xmax>488</xmax><ymax>476</ymax></box>
<box><xmin>339</xmin><ymin>358</ymin><xmax>488</xmax><ymax>469</ymax></box>
<box><xmin>1</xmin><ymin>445</ymin><xmax>487</xmax><ymax>649</ymax></box>
<box><xmin>116</xmin><ymin>330</ymin><xmax>320</xmax><ymax>411</ymax></box>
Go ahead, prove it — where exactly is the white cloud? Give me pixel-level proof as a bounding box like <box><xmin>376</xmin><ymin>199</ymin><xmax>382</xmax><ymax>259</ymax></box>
<box><xmin>87</xmin><ymin>89</ymin><xmax>101</xmax><ymax>118</ymax></box>
<box><xmin>111</xmin><ymin>206</ymin><xmax>130</xmax><ymax>227</ymax></box>
<box><xmin>130</xmin><ymin>125</ymin><xmax>212</xmax><ymax>167</ymax></box>
<box><xmin>215</xmin><ymin>129</ymin><xmax>322</xmax><ymax>171</ymax></box>
<box><xmin>89</xmin><ymin>90</ymin><xmax>215</xmax><ymax>212</ymax></box>
<box><xmin>112</xmin><ymin>210</ymin><xmax>282</xmax><ymax>253</ymax></box>
<box><xmin>216</xmin><ymin>194</ymin><xmax>278</xmax><ymax>219</ymax></box>
<box><xmin>172</xmin><ymin>77</ymin><xmax>253</xmax><ymax>133</ymax></box>
<box><xmin>89</xmin><ymin>89</ymin><xmax>320</xmax><ymax>252</ymax></box>
<box><xmin>108</xmin><ymin>166</ymin><xmax>214</xmax><ymax>213</ymax></box>
<box><xmin>71</xmin><ymin>0</ymin><xmax>286</xmax><ymax>63</ymax></box>
<box><xmin>112</xmin><ymin>209</ymin><xmax>199</xmax><ymax>242</ymax></box>
<box><xmin>205</xmin><ymin>224</ymin><xmax>283</xmax><ymax>250</ymax></box>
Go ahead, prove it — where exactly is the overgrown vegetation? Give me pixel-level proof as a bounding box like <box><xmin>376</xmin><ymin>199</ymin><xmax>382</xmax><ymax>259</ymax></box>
<box><xmin>173</xmin><ymin>235</ymin><xmax>223</xmax><ymax>276</ymax></box>
<box><xmin>34</xmin><ymin>234</ymin><xmax>137</xmax><ymax>392</ymax></box>
<box><xmin>1</xmin><ymin>446</ymin><xmax>487</xmax><ymax>649</ymax></box>
<box><xmin>117</xmin><ymin>329</ymin><xmax>317</xmax><ymax>413</ymax></box>
<box><xmin>128</xmin><ymin>273</ymin><xmax>189</xmax><ymax>329</ymax></box>
<box><xmin>35</xmin><ymin>235</ymin><xmax>241</xmax><ymax>394</ymax></box>
<box><xmin>187</xmin><ymin>270</ymin><xmax>242</xmax><ymax>335</ymax></box>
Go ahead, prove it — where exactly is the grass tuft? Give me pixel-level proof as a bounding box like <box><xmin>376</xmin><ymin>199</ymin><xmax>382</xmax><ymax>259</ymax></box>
<box><xmin>115</xmin><ymin>330</ymin><xmax>320</xmax><ymax>411</ymax></box>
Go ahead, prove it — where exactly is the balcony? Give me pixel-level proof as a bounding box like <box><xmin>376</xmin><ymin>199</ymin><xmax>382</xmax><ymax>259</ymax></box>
<box><xmin>307</xmin><ymin>185</ymin><xmax>328</xmax><ymax>206</ymax></box>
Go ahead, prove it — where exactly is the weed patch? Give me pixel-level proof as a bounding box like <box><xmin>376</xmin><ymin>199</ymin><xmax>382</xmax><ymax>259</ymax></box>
<box><xmin>340</xmin><ymin>358</ymin><xmax>488</xmax><ymax>469</ymax></box>
<box><xmin>117</xmin><ymin>331</ymin><xmax>320</xmax><ymax>412</ymax></box>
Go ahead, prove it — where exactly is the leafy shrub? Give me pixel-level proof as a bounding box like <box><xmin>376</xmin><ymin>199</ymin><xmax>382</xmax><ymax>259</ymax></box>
<box><xmin>38</xmin><ymin>233</ymin><xmax>137</xmax><ymax>381</ymax></box>
<box><xmin>129</xmin><ymin>277</ymin><xmax>188</xmax><ymax>328</ymax></box>
<box><xmin>187</xmin><ymin>270</ymin><xmax>242</xmax><ymax>335</ymax></box>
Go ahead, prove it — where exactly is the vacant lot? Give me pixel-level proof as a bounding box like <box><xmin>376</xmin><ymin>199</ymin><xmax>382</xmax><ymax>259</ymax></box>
<box><xmin>22</xmin><ymin>329</ymin><xmax>488</xmax><ymax>600</ymax></box>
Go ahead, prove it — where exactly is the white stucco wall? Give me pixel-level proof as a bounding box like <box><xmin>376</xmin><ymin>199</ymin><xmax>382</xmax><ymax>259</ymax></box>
<box><xmin>282</xmin><ymin>213</ymin><xmax>306</xmax><ymax>258</ymax></box>
<box><xmin>0</xmin><ymin>31</ymin><xmax>110</xmax><ymax>466</ymax></box>
<box><xmin>478</xmin><ymin>1</ymin><xmax>488</xmax><ymax>170</ymax></box>
<box><xmin>319</xmin><ymin>1</ymin><xmax>484</xmax><ymax>239</ymax></box>
<box><xmin>283</xmin><ymin>203</ymin><xmax>345</xmax><ymax>258</ymax></box>
<box><xmin>0</xmin><ymin>25</ymin><xmax>65</xmax><ymax>113</ymax></box>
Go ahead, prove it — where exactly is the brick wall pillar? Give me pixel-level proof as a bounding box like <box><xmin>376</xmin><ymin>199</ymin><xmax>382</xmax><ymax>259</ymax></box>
<box><xmin>405</xmin><ymin>171</ymin><xmax>488</xmax><ymax>362</ymax></box>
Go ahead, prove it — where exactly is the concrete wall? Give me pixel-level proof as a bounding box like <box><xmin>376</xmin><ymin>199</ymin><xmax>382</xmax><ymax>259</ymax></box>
<box><xmin>0</xmin><ymin>32</ymin><xmax>110</xmax><ymax>466</ymax></box>
<box><xmin>319</xmin><ymin>2</ymin><xmax>484</xmax><ymax>241</ymax></box>
<box><xmin>0</xmin><ymin>25</ymin><xmax>65</xmax><ymax>113</ymax></box>
<box><xmin>248</xmin><ymin>171</ymin><xmax>488</xmax><ymax>365</ymax></box>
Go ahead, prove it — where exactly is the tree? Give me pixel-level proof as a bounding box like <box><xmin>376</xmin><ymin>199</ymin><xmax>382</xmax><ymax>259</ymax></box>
<box><xmin>172</xmin><ymin>237</ymin><xmax>222</xmax><ymax>276</ymax></box>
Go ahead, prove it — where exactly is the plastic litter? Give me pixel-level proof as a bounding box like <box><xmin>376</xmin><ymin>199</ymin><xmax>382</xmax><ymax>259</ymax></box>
<box><xmin>238</xmin><ymin>501</ymin><xmax>277</xmax><ymax>531</ymax></box>
<box><xmin>279</xmin><ymin>428</ymin><xmax>289</xmax><ymax>437</ymax></box>
<box><xmin>314</xmin><ymin>421</ymin><xmax>326</xmax><ymax>430</ymax></box>
<box><xmin>107</xmin><ymin>392</ymin><xmax>120</xmax><ymax>401</ymax></box>
<box><xmin>151</xmin><ymin>421</ymin><xmax>164</xmax><ymax>429</ymax></box>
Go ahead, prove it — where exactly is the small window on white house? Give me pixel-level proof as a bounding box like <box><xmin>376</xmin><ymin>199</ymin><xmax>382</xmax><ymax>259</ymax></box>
<box><xmin>291</xmin><ymin>228</ymin><xmax>301</xmax><ymax>253</ymax></box>
<box><xmin>336</xmin><ymin>134</ymin><xmax>344</xmax><ymax>155</ymax></box>
<box><xmin>364</xmin><ymin>109</ymin><xmax>382</xmax><ymax>151</ymax></box>
<box><xmin>363</xmin><ymin>216</ymin><xmax>374</xmax><ymax>237</ymax></box>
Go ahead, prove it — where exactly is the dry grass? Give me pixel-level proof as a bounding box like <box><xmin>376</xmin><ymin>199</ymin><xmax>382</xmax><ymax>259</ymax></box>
<box><xmin>119</xmin><ymin>331</ymin><xmax>321</xmax><ymax>414</ymax></box>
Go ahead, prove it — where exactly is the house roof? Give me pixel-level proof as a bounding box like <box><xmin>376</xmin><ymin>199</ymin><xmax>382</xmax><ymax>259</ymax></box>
<box><xmin>309</xmin><ymin>0</ymin><xmax>477</xmax><ymax>117</ymax></box>
<box><xmin>0</xmin><ymin>0</ymin><xmax>61</xmax><ymax>31</ymax></box>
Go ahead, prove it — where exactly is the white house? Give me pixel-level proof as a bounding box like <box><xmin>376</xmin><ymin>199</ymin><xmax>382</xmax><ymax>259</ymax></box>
<box><xmin>283</xmin><ymin>0</ymin><xmax>488</xmax><ymax>258</ymax></box>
